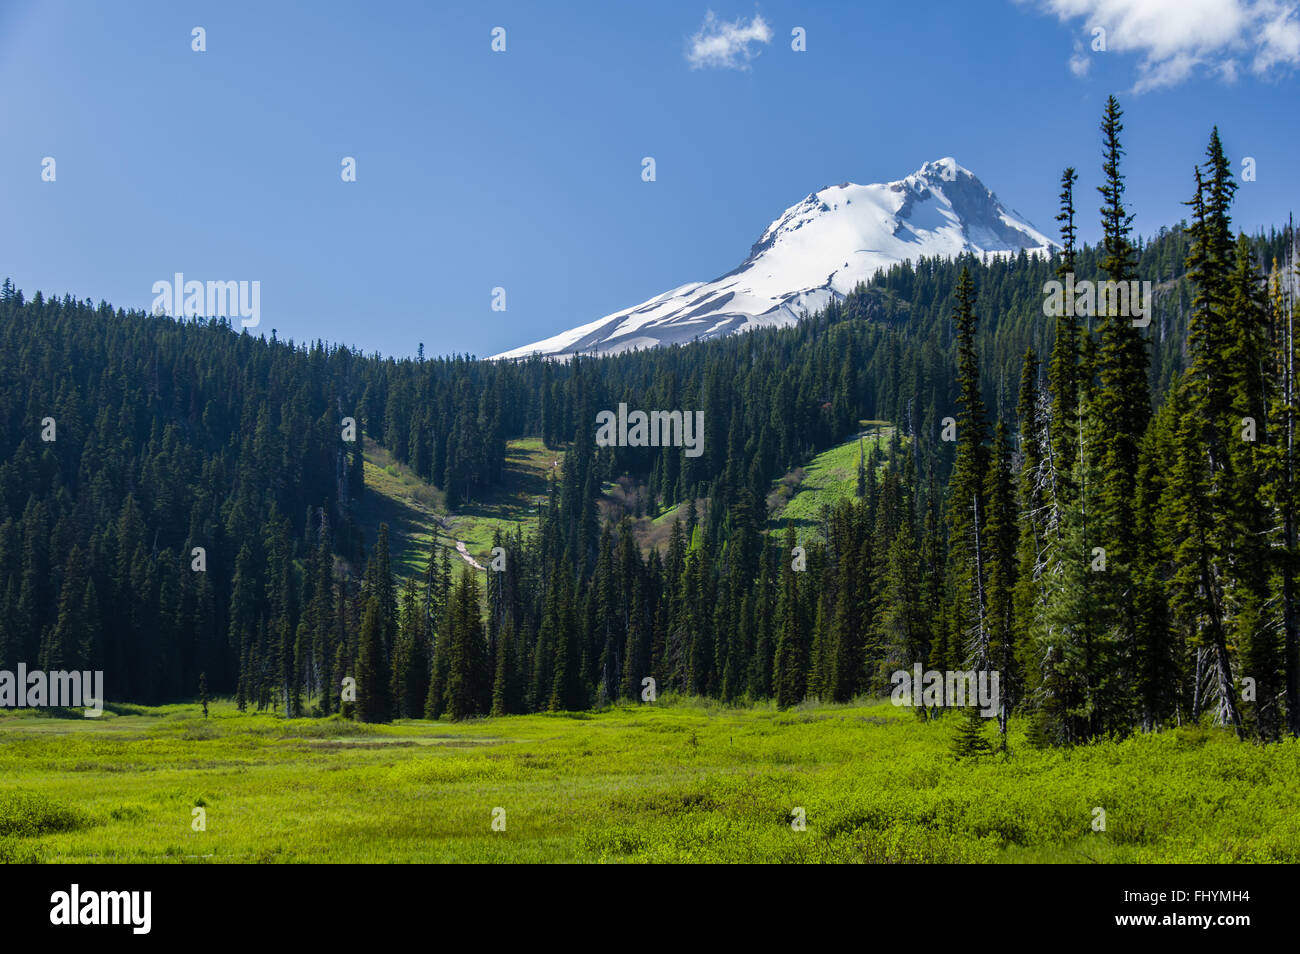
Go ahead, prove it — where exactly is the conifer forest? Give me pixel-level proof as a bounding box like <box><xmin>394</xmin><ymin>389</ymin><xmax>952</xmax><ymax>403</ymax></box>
<box><xmin>3</xmin><ymin>3</ymin><xmax>1299</xmax><ymax>896</ymax></box>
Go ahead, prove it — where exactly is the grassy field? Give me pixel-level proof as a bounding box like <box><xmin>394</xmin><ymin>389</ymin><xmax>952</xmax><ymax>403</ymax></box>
<box><xmin>605</xmin><ymin>425</ymin><xmax>900</xmax><ymax>554</ymax></box>
<box><xmin>2</xmin><ymin>698</ymin><xmax>1296</xmax><ymax>863</ymax></box>
<box><xmin>446</xmin><ymin>437</ymin><xmax>559</xmax><ymax>562</ymax></box>
<box><xmin>353</xmin><ymin>436</ymin><xmax>559</xmax><ymax>578</ymax></box>
<box><xmin>352</xmin><ymin>438</ymin><xmax>444</xmax><ymax>578</ymax></box>
<box><xmin>768</xmin><ymin>424</ymin><xmax>894</xmax><ymax>536</ymax></box>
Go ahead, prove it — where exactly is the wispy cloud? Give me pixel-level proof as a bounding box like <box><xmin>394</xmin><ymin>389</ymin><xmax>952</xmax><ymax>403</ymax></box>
<box><xmin>686</xmin><ymin>11</ymin><xmax>773</xmax><ymax>70</ymax></box>
<box><xmin>1028</xmin><ymin>0</ymin><xmax>1300</xmax><ymax>91</ymax></box>
<box><xmin>1069</xmin><ymin>41</ymin><xmax>1092</xmax><ymax>76</ymax></box>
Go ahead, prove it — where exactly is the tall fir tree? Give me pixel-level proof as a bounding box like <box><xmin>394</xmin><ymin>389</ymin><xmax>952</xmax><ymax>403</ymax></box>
<box><xmin>944</xmin><ymin>268</ymin><xmax>991</xmax><ymax>686</ymax></box>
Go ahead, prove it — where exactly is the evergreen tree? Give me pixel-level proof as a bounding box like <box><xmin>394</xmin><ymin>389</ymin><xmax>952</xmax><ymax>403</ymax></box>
<box><xmin>1166</xmin><ymin>130</ymin><xmax>1244</xmax><ymax>732</ymax></box>
<box><xmin>1048</xmin><ymin>167</ymin><xmax>1081</xmax><ymax>508</ymax></box>
<box><xmin>984</xmin><ymin>421</ymin><xmax>1018</xmax><ymax>742</ymax></box>
<box><xmin>355</xmin><ymin>596</ymin><xmax>391</xmax><ymax>723</ymax></box>
<box><xmin>944</xmin><ymin>268</ymin><xmax>991</xmax><ymax>686</ymax></box>
<box><xmin>951</xmin><ymin>704</ymin><xmax>994</xmax><ymax>759</ymax></box>
<box><xmin>1265</xmin><ymin>254</ymin><xmax>1300</xmax><ymax>736</ymax></box>
<box><xmin>446</xmin><ymin>568</ymin><xmax>490</xmax><ymax>719</ymax></box>
<box><xmin>773</xmin><ymin>525</ymin><xmax>805</xmax><ymax>708</ymax></box>
<box><xmin>1090</xmin><ymin>95</ymin><xmax>1149</xmax><ymax>732</ymax></box>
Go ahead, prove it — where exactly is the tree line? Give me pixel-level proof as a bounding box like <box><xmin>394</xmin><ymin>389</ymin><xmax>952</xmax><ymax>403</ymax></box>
<box><xmin>1</xmin><ymin>96</ymin><xmax>1296</xmax><ymax>743</ymax></box>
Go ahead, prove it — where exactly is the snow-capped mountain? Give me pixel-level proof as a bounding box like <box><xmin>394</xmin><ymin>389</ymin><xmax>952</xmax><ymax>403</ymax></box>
<box><xmin>491</xmin><ymin>158</ymin><xmax>1055</xmax><ymax>359</ymax></box>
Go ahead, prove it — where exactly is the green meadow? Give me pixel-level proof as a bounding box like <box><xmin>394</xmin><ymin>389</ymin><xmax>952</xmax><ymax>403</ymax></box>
<box><xmin>768</xmin><ymin>424</ymin><xmax>894</xmax><ymax>536</ymax></box>
<box><xmin>1</xmin><ymin>699</ymin><xmax>1296</xmax><ymax>863</ymax></box>
<box><xmin>354</xmin><ymin>436</ymin><xmax>559</xmax><ymax>578</ymax></box>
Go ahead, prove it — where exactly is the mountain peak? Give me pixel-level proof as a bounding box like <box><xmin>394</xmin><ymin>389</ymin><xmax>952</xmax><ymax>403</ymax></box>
<box><xmin>913</xmin><ymin>156</ymin><xmax>964</xmax><ymax>182</ymax></box>
<box><xmin>493</xmin><ymin>160</ymin><xmax>1054</xmax><ymax>360</ymax></box>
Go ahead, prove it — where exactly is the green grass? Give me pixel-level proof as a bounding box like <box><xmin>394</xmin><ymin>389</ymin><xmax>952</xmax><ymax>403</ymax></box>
<box><xmin>768</xmin><ymin>426</ymin><xmax>895</xmax><ymax>536</ymax></box>
<box><xmin>613</xmin><ymin>426</ymin><xmax>899</xmax><ymax>553</ymax></box>
<box><xmin>353</xmin><ymin>436</ymin><xmax>561</xmax><ymax>578</ymax></box>
<box><xmin>445</xmin><ymin>437</ymin><xmax>560</xmax><ymax>561</ymax></box>
<box><xmin>1</xmin><ymin>699</ymin><xmax>1295</xmax><ymax>863</ymax></box>
<box><xmin>353</xmin><ymin>438</ymin><xmax>444</xmax><ymax>579</ymax></box>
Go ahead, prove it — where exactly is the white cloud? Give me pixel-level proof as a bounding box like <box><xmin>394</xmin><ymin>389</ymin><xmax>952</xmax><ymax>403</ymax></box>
<box><xmin>1255</xmin><ymin>2</ymin><xmax>1300</xmax><ymax>70</ymax></box>
<box><xmin>686</xmin><ymin>11</ymin><xmax>773</xmax><ymax>70</ymax></box>
<box><xmin>1069</xmin><ymin>41</ymin><xmax>1092</xmax><ymax>75</ymax></box>
<box><xmin>1132</xmin><ymin>49</ymin><xmax>1201</xmax><ymax>92</ymax></box>
<box><xmin>1030</xmin><ymin>0</ymin><xmax>1300</xmax><ymax>90</ymax></box>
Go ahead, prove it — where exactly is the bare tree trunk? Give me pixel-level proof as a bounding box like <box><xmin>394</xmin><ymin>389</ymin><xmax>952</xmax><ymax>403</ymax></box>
<box><xmin>1191</xmin><ymin>646</ymin><xmax>1206</xmax><ymax>722</ymax></box>
<box><xmin>1213</xmin><ymin>634</ymin><xmax>1241</xmax><ymax>735</ymax></box>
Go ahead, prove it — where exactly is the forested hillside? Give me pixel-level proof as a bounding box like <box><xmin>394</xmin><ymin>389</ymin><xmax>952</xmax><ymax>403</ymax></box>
<box><xmin>2</xmin><ymin>98</ymin><xmax>1296</xmax><ymax>745</ymax></box>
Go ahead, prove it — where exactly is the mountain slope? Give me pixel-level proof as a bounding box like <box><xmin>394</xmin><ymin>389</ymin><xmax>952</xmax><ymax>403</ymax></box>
<box><xmin>355</xmin><ymin>436</ymin><xmax>561</xmax><ymax>578</ymax></box>
<box><xmin>493</xmin><ymin>158</ymin><xmax>1056</xmax><ymax>359</ymax></box>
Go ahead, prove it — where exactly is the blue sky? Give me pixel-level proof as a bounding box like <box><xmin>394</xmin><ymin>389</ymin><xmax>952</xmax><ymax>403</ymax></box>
<box><xmin>2</xmin><ymin>0</ymin><xmax>1297</xmax><ymax>358</ymax></box>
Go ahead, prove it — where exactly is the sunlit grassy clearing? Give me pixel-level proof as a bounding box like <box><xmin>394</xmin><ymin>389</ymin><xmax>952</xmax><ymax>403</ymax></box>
<box><xmin>1</xmin><ymin>698</ymin><xmax>1295</xmax><ymax>864</ymax></box>
<box><xmin>355</xmin><ymin>437</ymin><xmax>559</xmax><ymax>578</ymax></box>
<box><xmin>769</xmin><ymin>427</ymin><xmax>895</xmax><ymax>535</ymax></box>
